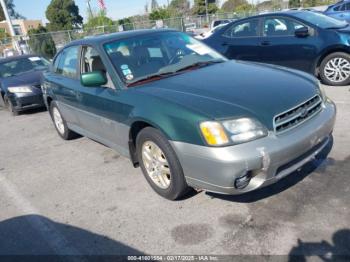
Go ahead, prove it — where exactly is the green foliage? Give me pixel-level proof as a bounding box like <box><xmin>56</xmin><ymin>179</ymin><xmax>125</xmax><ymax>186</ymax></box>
<box><xmin>149</xmin><ymin>7</ymin><xmax>171</xmax><ymax>20</ymax></box>
<box><xmin>28</xmin><ymin>26</ymin><xmax>56</xmax><ymax>59</ymax></box>
<box><xmin>85</xmin><ymin>13</ymin><xmax>114</xmax><ymax>28</ymax></box>
<box><xmin>0</xmin><ymin>0</ymin><xmax>24</xmax><ymax>21</ymax></box>
<box><xmin>288</xmin><ymin>0</ymin><xmax>301</xmax><ymax>8</ymax></box>
<box><xmin>192</xmin><ymin>0</ymin><xmax>218</xmax><ymax>15</ymax></box>
<box><xmin>46</xmin><ymin>0</ymin><xmax>83</xmax><ymax>31</ymax></box>
<box><xmin>235</xmin><ymin>3</ymin><xmax>254</xmax><ymax>13</ymax></box>
<box><xmin>168</xmin><ymin>0</ymin><xmax>190</xmax><ymax>16</ymax></box>
<box><xmin>0</xmin><ymin>28</ymin><xmax>9</xmax><ymax>39</ymax></box>
<box><xmin>221</xmin><ymin>0</ymin><xmax>248</xmax><ymax>12</ymax></box>
<box><xmin>118</xmin><ymin>17</ymin><xmax>132</xmax><ymax>25</ymax></box>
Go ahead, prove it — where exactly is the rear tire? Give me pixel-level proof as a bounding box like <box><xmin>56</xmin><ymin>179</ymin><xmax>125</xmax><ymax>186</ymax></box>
<box><xmin>50</xmin><ymin>101</ymin><xmax>78</xmax><ymax>140</ymax></box>
<box><xmin>319</xmin><ymin>52</ymin><xmax>350</xmax><ymax>86</ymax></box>
<box><xmin>136</xmin><ymin>127</ymin><xmax>189</xmax><ymax>200</ymax></box>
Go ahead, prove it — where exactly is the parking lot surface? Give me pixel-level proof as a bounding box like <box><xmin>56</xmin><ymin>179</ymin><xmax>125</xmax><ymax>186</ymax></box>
<box><xmin>0</xmin><ymin>85</ymin><xmax>349</xmax><ymax>258</ymax></box>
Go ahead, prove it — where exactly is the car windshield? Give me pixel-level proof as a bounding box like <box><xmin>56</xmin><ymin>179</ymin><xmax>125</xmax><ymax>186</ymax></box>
<box><xmin>0</xmin><ymin>56</ymin><xmax>50</xmax><ymax>78</ymax></box>
<box><xmin>104</xmin><ymin>31</ymin><xmax>227</xmax><ymax>85</ymax></box>
<box><xmin>293</xmin><ymin>11</ymin><xmax>348</xmax><ymax>29</ymax></box>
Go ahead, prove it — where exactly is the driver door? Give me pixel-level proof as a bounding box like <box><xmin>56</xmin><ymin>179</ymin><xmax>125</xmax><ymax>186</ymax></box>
<box><xmin>259</xmin><ymin>16</ymin><xmax>319</xmax><ymax>73</ymax></box>
<box><xmin>75</xmin><ymin>46</ymin><xmax>128</xmax><ymax>152</ymax></box>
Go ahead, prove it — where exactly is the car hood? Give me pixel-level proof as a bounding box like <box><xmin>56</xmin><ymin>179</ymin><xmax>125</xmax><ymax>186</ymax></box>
<box><xmin>137</xmin><ymin>61</ymin><xmax>319</xmax><ymax>130</ymax></box>
<box><xmin>1</xmin><ymin>70</ymin><xmax>44</xmax><ymax>90</ymax></box>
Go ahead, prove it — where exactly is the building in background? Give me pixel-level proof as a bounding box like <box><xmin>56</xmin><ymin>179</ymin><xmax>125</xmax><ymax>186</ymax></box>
<box><xmin>0</xmin><ymin>19</ymin><xmax>42</xmax><ymax>36</ymax></box>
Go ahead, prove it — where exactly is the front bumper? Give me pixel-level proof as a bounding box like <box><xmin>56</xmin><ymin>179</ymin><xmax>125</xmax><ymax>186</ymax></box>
<box><xmin>170</xmin><ymin>100</ymin><xmax>336</xmax><ymax>195</ymax></box>
<box><xmin>8</xmin><ymin>92</ymin><xmax>45</xmax><ymax>112</ymax></box>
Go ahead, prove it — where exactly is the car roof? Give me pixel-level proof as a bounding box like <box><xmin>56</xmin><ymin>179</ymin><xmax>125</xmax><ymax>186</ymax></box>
<box><xmin>0</xmin><ymin>54</ymin><xmax>40</xmax><ymax>64</ymax></box>
<box><xmin>65</xmin><ymin>29</ymin><xmax>176</xmax><ymax>47</ymax></box>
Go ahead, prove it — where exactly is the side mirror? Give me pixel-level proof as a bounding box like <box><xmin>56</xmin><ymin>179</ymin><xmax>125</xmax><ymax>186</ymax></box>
<box><xmin>295</xmin><ymin>27</ymin><xmax>309</xmax><ymax>38</ymax></box>
<box><xmin>81</xmin><ymin>71</ymin><xmax>107</xmax><ymax>87</ymax></box>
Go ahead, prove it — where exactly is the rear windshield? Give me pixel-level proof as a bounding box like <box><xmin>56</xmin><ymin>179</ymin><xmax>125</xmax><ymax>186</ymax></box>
<box><xmin>0</xmin><ymin>56</ymin><xmax>50</xmax><ymax>78</ymax></box>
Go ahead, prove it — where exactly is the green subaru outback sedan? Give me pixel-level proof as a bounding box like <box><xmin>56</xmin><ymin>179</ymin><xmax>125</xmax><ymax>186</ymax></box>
<box><xmin>43</xmin><ymin>29</ymin><xmax>336</xmax><ymax>200</ymax></box>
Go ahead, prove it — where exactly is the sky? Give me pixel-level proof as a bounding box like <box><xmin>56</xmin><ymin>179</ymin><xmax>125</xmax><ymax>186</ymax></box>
<box><xmin>13</xmin><ymin>0</ymin><xmax>183</xmax><ymax>23</ymax></box>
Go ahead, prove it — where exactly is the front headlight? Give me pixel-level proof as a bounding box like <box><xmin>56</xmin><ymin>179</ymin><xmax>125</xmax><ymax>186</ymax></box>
<box><xmin>8</xmin><ymin>86</ymin><xmax>32</xmax><ymax>93</ymax></box>
<box><xmin>200</xmin><ymin>118</ymin><xmax>268</xmax><ymax>146</ymax></box>
<box><xmin>222</xmin><ymin>118</ymin><xmax>268</xmax><ymax>144</ymax></box>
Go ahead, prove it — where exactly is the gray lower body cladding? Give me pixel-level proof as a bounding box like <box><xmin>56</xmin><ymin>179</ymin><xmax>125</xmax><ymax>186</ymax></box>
<box><xmin>170</xmin><ymin>100</ymin><xmax>336</xmax><ymax>195</ymax></box>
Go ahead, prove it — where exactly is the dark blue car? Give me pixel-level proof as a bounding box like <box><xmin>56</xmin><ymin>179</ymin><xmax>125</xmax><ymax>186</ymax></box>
<box><xmin>0</xmin><ymin>55</ymin><xmax>50</xmax><ymax>115</ymax></box>
<box><xmin>203</xmin><ymin>10</ymin><xmax>350</xmax><ymax>86</ymax></box>
<box><xmin>324</xmin><ymin>0</ymin><xmax>350</xmax><ymax>23</ymax></box>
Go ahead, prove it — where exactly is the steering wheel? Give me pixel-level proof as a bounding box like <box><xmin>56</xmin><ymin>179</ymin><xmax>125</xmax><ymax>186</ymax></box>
<box><xmin>169</xmin><ymin>49</ymin><xmax>185</xmax><ymax>64</ymax></box>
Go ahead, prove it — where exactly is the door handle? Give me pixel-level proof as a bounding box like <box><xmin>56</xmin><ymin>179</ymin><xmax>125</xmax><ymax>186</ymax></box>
<box><xmin>222</xmin><ymin>42</ymin><xmax>229</xmax><ymax>46</ymax></box>
<box><xmin>261</xmin><ymin>40</ymin><xmax>270</xmax><ymax>46</ymax></box>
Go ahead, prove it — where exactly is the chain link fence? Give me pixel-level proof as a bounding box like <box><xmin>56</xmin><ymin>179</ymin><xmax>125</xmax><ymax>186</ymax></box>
<box><xmin>0</xmin><ymin>8</ymin><xmax>318</xmax><ymax>58</ymax></box>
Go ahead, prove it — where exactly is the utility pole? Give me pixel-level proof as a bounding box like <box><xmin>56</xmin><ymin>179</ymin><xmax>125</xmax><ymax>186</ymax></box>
<box><xmin>0</xmin><ymin>0</ymin><xmax>20</xmax><ymax>52</ymax></box>
<box><xmin>86</xmin><ymin>0</ymin><xmax>93</xmax><ymax>18</ymax></box>
<box><xmin>205</xmin><ymin>0</ymin><xmax>209</xmax><ymax>23</ymax></box>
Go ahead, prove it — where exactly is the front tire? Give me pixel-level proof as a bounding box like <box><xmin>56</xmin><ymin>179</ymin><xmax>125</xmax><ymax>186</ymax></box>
<box><xmin>136</xmin><ymin>127</ymin><xmax>189</xmax><ymax>200</ymax></box>
<box><xmin>5</xmin><ymin>96</ymin><xmax>19</xmax><ymax>116</ymax></box>
<box><xmin>320</xmin><ymin>52</ymin><xmax>350</xmax><ymax>86</ymax></box>
<box><xmin>50</xmin><ymin>101</ymin><xmax>77</xmax><ymax>140</ymax></box>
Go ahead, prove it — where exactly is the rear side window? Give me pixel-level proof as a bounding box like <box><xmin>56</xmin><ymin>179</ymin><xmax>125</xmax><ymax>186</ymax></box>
<box><xmin>56</xmin><ymin>46</ymin><xmax>79</xmax><ymax>78</ymax></box>
<box><xmin>223</xmin><ymin>19</ymin><xmax>259</xmax><ymax>38</ymax></box>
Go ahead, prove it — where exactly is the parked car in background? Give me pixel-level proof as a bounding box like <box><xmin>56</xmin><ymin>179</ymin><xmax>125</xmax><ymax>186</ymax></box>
<box><xmin>204</xmin><ymin>10</ymin><xmax>350</xmax><ymax>86</ymax></box>
<box><xmin>0</xmin><ymin>55</ymin><xmax>50</xmax><ymax>115</ymax></box>
<box><xmin>195</xmin><ymin>23</ymin><xmax>229</xmax><ymax>40</ymax></box>
<box><xmin>324</xmin><ymin>0</ymin><xmax>350</xmax><ymax>23</ymax></box>
<box><xmin>43</xmin><ymin>29</ymin><xmax>335</xmax><ymax>200</ymax></box>
<box><xmin>210</xmin><ymin>19</ymin><xmax>233</xmax><ymax>29</ymax></box>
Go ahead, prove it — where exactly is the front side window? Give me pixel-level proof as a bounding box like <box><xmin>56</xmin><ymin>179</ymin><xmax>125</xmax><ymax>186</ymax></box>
<box><xmin>81</xmin><ymin>46</ymin><xmax>113</xmax><ymax>88</ymax></box>
<box><xmin>56</xmin><ymin>46</ymin><xmax>79</xmax><ymax>78</ymax></box>
<box><xmin>223</xmin><ymin>19</ymin><xmax>259</xmax><ymax>38</ymax></box>
<box><xmin>264</xmin><ymin>17</ymin><xmax>305</xmax><ymax>36</ymax></box>
<box><xmin>0</xmin><ymin>56</ymin><xmax>49</xmax><ymax>78</ymax></box>
<box><xmin>104</xmin><ymin>31</ymin><xmax>226</xmax><ymax>85</ymax></box>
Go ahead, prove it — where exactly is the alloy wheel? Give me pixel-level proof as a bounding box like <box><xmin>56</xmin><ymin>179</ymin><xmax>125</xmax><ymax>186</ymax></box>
<box><xmin>52</xmin><ymin>107</ymin><xmax>65</xmax><ymax>135</ymax></box>
<box><xmin>141</xmin><ymin>141</ymin><xmax>171</xmax><ymax>189</ymax></box>
<box><xmin>324</xmin><ymin>57</ymin><xmax>350</xmax><ymax>83</ymax></box>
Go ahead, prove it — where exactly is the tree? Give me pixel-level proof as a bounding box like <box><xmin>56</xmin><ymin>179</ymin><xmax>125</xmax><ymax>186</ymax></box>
<box><xmin>192</xmin><ymin>0</ymin><xmax>218</xmax><ymax>15</ymax></box>
<box><xmin>85</xmin><ymin>12</ymin><xmax>114</xmax><ymax>28</ymax></box>
<box><xmin>149</xmin><ymin>7</ymin><xmax>171</xmax><ymax>20</ymax></box>
<box><xmin>28</xmin><ymin>26</ymin><xmax>56</xmax><ymax>58</ymax></box>
<box><xmin>0</xmin><ymin>28</ymin><xmax>9</xmax><ymax>39</ymax></box>
<box><xmin>221</xmin><ymin>0</ymin><xmax>248</xmax><ymax>12</ymax></box>
<box><xmin>118</xmin><ymin>17</ymin><xmax>132</xmax><ymax>25</ymax></box>
<box><xmin>235</xmin><ymin>3</ymin><xmax>254</xmax><ymax>13</ymax></box>
<box><xmin>288</xmin><ymin>0</ymin><xmax>300</xmax><ymax>8</ymax></box>
<box><xmin>0</xmin><ymin>0</ymin><xmax>24</xmax><ymax>21</ymax></box>
<box><xmin>168</xmin><ymin>0</ymin><xmax>190</xmax><ymax>16</ymax></box>
<box><xmin>151</xmin><ymin>0</ymin><xmax>159</xmax><ymax>11</ymax></box>
<box><xmin>46</xmin><ymin>0</ymin><xmax>83</xmax><ymax>31</ymax></box>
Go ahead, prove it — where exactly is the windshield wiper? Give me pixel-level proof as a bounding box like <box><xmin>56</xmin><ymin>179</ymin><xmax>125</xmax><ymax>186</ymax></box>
<box><xmin>326</xmin><ymin>23</ymin><xmax>349</xmax><ymax>29</ymax></box>
<box><xmin>174</xmin><ymin>60</ymin><xmax>224</xmax><ymax>73</ymax></box>
<box><xmin>126</xmin><ymin>60</ymin><xmax>224</xmax><ymax>87</ymax></box>
<box><xmin>127</xmin><ymin>72</ymin><xmax>178</xmax><ymax>87</ymax></box>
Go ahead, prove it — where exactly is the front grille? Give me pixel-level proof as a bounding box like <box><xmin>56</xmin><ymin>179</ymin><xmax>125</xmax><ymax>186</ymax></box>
<box><xmin>274</xmin><ymin>95</ymin><xmax>323</xmax><ymax>134</ymax></box>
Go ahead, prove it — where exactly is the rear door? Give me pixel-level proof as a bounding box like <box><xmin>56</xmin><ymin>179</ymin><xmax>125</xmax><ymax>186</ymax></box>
<box><xmin>45</xmin><ymin>45</ymin><xmax>81</xmax><ymax>125</ymax></box>
<box><xmin>218</xmin><ymin>18</ymin><xmax>263</xmax><ymax>62</ymax></box>
<box><xmin>259</xmin><ymin>16</ymin><xmax>319</xmax><ymax>73</ymax></box>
